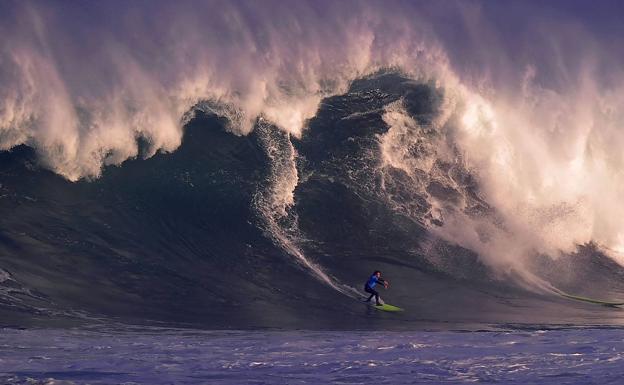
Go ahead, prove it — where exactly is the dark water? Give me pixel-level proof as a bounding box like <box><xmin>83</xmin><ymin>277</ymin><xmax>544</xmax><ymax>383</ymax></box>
<box><xmin>1</xmin><ymin>73</ymin><xmax>624</xmax><ymax>330</ymax></box>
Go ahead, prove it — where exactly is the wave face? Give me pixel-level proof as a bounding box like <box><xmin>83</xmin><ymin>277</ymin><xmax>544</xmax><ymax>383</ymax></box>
<box><xmin>1</xmin><ymin>72</ymin><xmax>624</xmax><ymax>329</ymax></box>
<box><xmin>2</xmin><ymin>1</ymin><xmax>624</xmax><ymax>328</ymax></box>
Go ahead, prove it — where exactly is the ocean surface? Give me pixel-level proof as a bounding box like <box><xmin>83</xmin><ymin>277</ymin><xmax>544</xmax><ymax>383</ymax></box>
<box><xmin>2</xmin><ymin>327</ymin><xmax>624</xmax><ymax>385</ymax></box>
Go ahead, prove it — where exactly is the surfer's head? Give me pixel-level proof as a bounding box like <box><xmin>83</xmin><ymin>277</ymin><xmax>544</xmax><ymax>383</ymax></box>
<box><xmin>373</xmin><ymin>270</ymin><xmax>381</xmax><ymax>277</ymax></box>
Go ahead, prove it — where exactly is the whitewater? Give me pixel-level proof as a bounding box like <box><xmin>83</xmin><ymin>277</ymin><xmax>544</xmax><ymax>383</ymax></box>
<box><xmin>3</xmin><ymin>327</ymin><xmax>624</xmax><ymax>384</ymax></box>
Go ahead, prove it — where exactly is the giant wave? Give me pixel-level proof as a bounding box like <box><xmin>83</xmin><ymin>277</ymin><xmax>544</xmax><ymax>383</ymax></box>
<box><xmin>1</xmin><ymin>72</ymin><xmax>624</xmax><ymax>328</ymax></box>
<box><xmin>2</xmin><ymin>1</ymin><xmax>624</xmax><ymax>329</ymax></box>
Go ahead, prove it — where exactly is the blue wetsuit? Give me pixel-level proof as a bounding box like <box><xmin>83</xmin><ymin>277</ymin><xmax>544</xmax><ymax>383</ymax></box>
<box><xmin>364</xmin><ymin>274</ymin><xmax>385</xmax><ymax>305</ymax></box>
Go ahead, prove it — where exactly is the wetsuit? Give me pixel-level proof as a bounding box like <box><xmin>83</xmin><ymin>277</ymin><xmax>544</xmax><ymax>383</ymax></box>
<box><xmin>364</xmin><ymin>274</ymin><xmax>386</xmax><ymax>305</ymax></box>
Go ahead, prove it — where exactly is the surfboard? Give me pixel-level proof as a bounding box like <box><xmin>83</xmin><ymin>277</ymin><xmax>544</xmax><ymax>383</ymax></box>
<box><xmin>361</xmin><ymin>297</ymin><xmax>403</xmax><ymax>312</ymax></box>
<box><xmin>371</xmin><ymin>303</ymin><xmax>404</xmax><ymax>312</ymax></box>
<box><xmin>560</xmin><ymin>292</ymin><xmax>624</xmax><ymax>307</ymax></box>
<box><xmin>368</xmin><ymin>303</ymin><xmax>403</xmax><ymax>312</ymax></box>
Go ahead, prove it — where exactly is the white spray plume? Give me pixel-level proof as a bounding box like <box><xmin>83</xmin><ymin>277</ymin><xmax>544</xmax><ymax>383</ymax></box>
<box><xmin>0</xmin><ymin>1</ymin><xmax>446</xmax><ymax>180</ymax></box>
<box><xmin>2</xmin><ymin>1</ymin><xmax>624</xmax><ymax>277</ymax></box>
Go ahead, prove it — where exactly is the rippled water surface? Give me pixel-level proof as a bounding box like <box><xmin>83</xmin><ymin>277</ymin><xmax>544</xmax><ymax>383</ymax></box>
<box><xmin>1</xmin><ymin>327</ymin><xmax>623</xmax><ymax>384</ymax></box>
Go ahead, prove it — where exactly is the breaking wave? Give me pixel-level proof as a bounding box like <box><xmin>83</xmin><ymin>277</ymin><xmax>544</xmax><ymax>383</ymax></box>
<box><xmin>1</xmin><ymin>1</ymin><xmax>624</xmax><ymax>328</ymax></box>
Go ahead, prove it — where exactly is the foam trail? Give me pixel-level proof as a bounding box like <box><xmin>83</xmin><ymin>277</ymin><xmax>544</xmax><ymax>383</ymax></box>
<box><xmin>254</xmin><ymin>122</ymin><xmax>360</xmax><ymax>297</ymax></box>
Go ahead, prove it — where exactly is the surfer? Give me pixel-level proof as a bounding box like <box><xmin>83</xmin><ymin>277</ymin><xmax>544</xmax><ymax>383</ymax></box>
<box><xmin>364</xmin><ymin>270</ymin><xmax>389</xmax><ymax>306</ymax></box>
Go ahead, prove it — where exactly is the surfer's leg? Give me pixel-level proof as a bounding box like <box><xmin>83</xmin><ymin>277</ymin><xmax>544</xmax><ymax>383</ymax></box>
<box><xmin>365</xmin><ymin>285</ymin><xmax>381</xmax><ymax>305</ymax></box>
<box><xmin>370</xmin><ymin>288</ymin><xmax>380</xmax><ymax>305</ymax></box>
<box><xmin>364</xmin><ymin>285</ymin><xmax>374</xmax><ymax>302</ymax></box>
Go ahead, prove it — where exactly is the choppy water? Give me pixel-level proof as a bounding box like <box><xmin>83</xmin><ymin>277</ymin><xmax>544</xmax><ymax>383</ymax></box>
<box><xmin>2</xmin><ymin>327</ymin><xmax>623</xmax><ymax>384</ymax></box>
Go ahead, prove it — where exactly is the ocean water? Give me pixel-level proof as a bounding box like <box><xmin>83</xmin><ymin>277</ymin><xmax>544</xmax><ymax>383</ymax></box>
<box><xmin>2</xmin><ymin>327</ymin><xmax>623</xmax><ymax>385</ymax></box>
<box><xmin>3</xmin><ymin>3</ymin><xmax>624</xmax><ymax>385</ymax></box>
